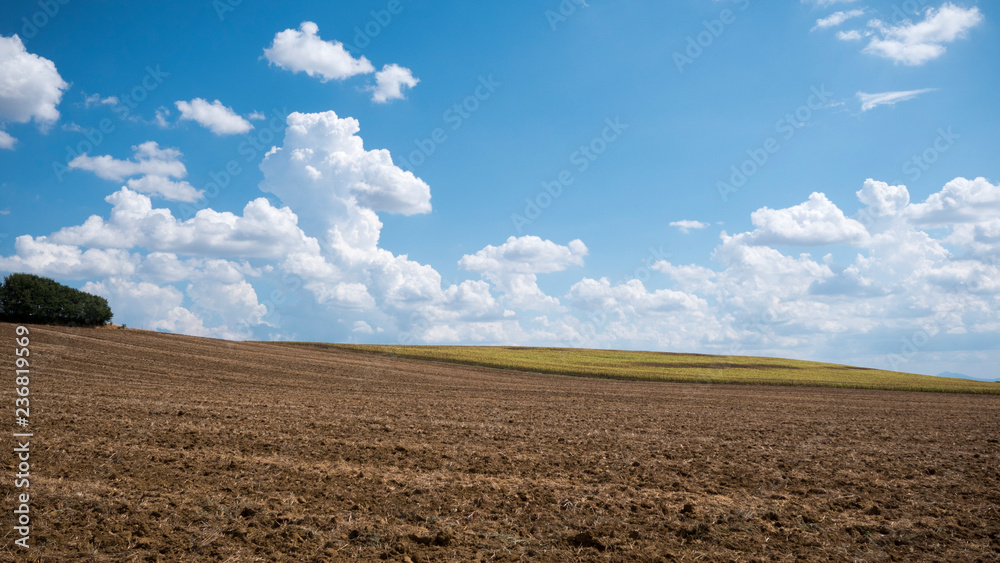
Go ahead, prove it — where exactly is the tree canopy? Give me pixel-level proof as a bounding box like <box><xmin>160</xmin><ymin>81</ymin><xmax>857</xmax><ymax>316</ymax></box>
<box><xmin>0</xmin><ymin>273</ymin><xmax>113</xmax><ymax>326</ymax></box>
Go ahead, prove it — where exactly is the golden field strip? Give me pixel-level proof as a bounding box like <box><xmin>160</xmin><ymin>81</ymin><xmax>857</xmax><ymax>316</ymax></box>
<box><xmin>288</xmin><ymin>344</ymin><xmax>1000</xmax><ymax>394</ymax></box>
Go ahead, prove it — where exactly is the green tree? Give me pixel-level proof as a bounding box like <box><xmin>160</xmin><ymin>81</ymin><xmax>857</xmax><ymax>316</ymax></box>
<box><xmin>0</xmin><ymin>273</ymin><xmax>113</xmax><ymax>326</ymax></box>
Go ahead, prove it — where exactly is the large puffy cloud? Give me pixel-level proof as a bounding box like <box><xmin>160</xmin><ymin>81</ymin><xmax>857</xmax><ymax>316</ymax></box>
<box><xmin>263</xmin><ymin>22</ymin><xmax>375</xmax><ymax>82</ymax></box>
<box><xmin>643</xmin><ymin>177</ymin><xmax>1000</xmax><ymax>375</ymax></box>
<box><xmin>175</xmin><ymin>98</ymin><xmax>253</xmax><ymax>135</ymax></box>
<box><xmin>0</xmin><ymin>34</ymin><xmax>68</xmax><ymax>127</ymax></box>
<box><xmin>257</xmin><ymin>110</ymin><xmax>504</xmax><ymax>340</ymax></box>
<box><xmin>261</xmin><ymin>111</ymin><xmax>431</xmax><ymax>221</ymax></box>
<box><xmin>862</xmin><ymin>4</ymin><xmax>983</xmax><ymax>65</ymax></box>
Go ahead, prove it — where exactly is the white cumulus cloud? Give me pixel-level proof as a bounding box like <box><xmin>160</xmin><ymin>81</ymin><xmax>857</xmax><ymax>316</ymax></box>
<box><xmin>371</xmin><ymin>64</ymin><xmax>419</xmax><ymax>103</ymax></box>
<box><xmin>0</xmin><ymin>34</ymin><xmax>68</xmax><ymax>127</ymax></box>
<box><xmin>68</xmin><ymin>141</ymin><xmax>186</xmax><ymax>181</ymax></box>
<box><xmin>175</xmin><ymin>98</ymin><xmax>253</xmax><ymax>135</ymax></box>
<box><xmin>263</xmin><ymin>21</ymin><xmax>375</xmax><ymax>82</ymax></box>
<box><xmin>863</xmin><ymin>3</ymin><xmax>983</xmax><ymax>65</ymax></box>
<box><xmin>0</xmin><ymin>129</ymin><xmax>14</xmax><ymax>150</ymax></box>
<box><xmin>68</xmin><ymin>141</ymin><xmax>203</xmax><ymax>202</ymax></box>
<box><xmin>460</xmin><ymin>236</ymin><xmax>587</xmax><ymax>311</ymax></box>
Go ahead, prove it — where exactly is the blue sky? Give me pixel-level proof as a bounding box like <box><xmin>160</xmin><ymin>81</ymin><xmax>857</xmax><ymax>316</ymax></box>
<box><xmin>1</xmin><ymin>0</ymin><xmax>998</xmax><ymax>379</ymax></box>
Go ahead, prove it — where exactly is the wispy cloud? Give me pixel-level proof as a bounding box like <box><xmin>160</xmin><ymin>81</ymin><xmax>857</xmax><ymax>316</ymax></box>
<box><xmin>669</xmin><ymin>220</ymin><xmax>710</xmax><ymax>234</ymax></box>
<box><xmin>857</xmin><ymin>88</ymin><xmax>936</xmax><ymax>112</ymax></box>
<box><xmin>812</xmin><ymin>9</ymin><xmax>866</xmax><ymax>31</ymax></box>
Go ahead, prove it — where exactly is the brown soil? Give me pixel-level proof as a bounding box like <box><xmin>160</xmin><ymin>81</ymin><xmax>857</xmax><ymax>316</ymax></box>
<box><xmin>2</xmin><ymin>323</ymin><xmax>999</xmax><ymax>562</ymax></box>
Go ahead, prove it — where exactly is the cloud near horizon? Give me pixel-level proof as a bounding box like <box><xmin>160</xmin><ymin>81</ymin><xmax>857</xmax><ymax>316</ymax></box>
<box><xmin>2</xmin><ymin>110</ymin><xmax>998</xmax><ymax>377</ymax></box>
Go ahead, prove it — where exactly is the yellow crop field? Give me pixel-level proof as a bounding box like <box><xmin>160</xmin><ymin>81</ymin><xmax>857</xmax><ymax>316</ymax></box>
<box><xmin>313</xmin><ymin>344</ymin><xmax>1000</xmax><ymax>394</ymax></box>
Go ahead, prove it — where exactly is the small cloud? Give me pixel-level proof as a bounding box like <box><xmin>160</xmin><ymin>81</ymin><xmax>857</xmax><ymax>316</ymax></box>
<box><xmin>670</xmin><ymin>220</ymin><xmax>710</xmax><ymax>234</ymax></box>
<box><xmin>0</xmin><ymin>130</ymin><xmax>16</xmax><ymax>150</ymax></box>
<box><xmin>83</xmin><ymin>93</ymin><xmax>119</xmax><ymax>108</ymax></box>
<box><xmin>812</xmin><ymin>9</ymin><xmax>866</xmax><ymax>31</ymax></box>
<box><xmin>857</xmin><ymin>88</ymin><xmax>936</xmax><ymax>112</ymax></box>
<box><xmin>69</xmin><ymin>141</ymin><xmax>186</xmax><ymax>182</ymax></box>
<box><xmin>352</xmin><ymin>320</ymin><xmax>375</xmax><ymax>334</ymax></box>
<box><xmin>370</xmin><ymin>64</ymin><xmax>419</xmax><ymax>104</ymax></box>
<box><xmin>862</xmin><ymin>4</ymin><xmax>983</xmax><ymax>66</ymax></box>
<box><xmin>0</xmin><ymin>208</ymin><xmax>11</xmax><ymax>215</ymax></box>
<box><xmin>154</xmin><ymin>107</ymin><xmax>171</xmax><ymax>128</ymax></box>
<box><xmin>247</xmin><ymin>111</ymin><xmax>266</xmax><ymax>121</ymax></box>
<box><xmin>263</xmin><ymin>21</ymin><xmax>375</xmax><ymax>82</ymax></box>
<box><xmin>836</xmin><ymin>29</ymin><xmax>864</xmax><ymax>41</ymax></box>
<box><xmin>175</xmin><ymin>98</ymin><xmax>253</xmax><ymax>135</ymax></box>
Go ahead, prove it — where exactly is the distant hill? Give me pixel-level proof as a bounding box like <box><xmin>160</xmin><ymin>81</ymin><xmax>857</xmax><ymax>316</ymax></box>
<box><xmin>938</xmin><ymin>371</ymin><xmax>1000</xmax><ymax>383</ymax></box>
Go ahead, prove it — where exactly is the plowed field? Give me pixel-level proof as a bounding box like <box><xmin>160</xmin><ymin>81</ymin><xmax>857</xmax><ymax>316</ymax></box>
<box><xmin>2</xmin><ymin>323</ymin><xmax>998</xmax><ymax>561</ymax></box>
